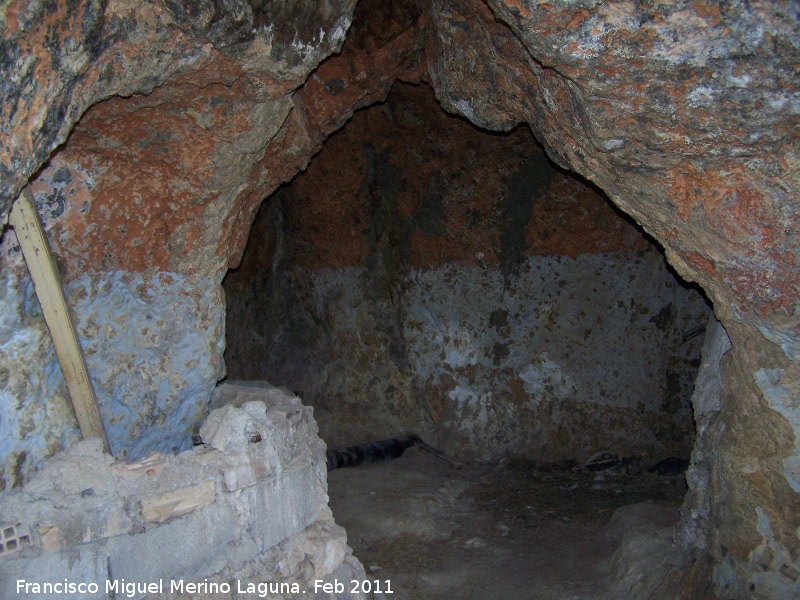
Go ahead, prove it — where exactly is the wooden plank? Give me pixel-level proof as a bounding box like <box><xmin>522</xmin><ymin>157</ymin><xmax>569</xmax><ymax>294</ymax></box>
<box><xmin>8</xmin><ymin>186</ymin><xmax>110</xmax><ymax>453</ymax></box>
<box><xmin>141</xmin><ymin>480</ymin><xmax>216</xmax><ymax>523</ymax></box>
<box><xmin>113</xmin><ymin>453</ymin><xmax>167</xmax><ymax>476</ymax></box>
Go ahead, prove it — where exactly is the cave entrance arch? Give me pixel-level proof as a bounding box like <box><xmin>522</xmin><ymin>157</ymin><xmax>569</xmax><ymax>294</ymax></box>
<box><xmin>223</xmin><ymin>81</ymin><xmax>712</xmax><ymax>468</ymax></box>
<box><xmin>221</xmin><ymin>79</ymin><xmax>715</xmax><ymax>597</ymax></box>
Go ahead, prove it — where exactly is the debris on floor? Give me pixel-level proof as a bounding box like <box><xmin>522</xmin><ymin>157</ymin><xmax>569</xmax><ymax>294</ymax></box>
<box><xmin>328</xmin><ymin>447</ymin><xmax>696</xmax><ymax>599</ymax></box>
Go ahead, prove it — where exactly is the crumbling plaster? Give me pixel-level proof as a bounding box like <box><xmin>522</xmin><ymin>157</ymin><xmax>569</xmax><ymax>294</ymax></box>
<box><xmin>0</xmin><ymin>383</ymin><xmax>367</xmax><ymax>599</ymax></box>
<box><xmin>0</xmin><ymin>0</ymin><xmax>798</xmax><ymax>596</ymax></box>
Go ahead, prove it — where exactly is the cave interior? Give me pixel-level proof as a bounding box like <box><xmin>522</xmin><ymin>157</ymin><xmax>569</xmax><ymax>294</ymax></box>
<box><xmin>0</xmin><ymin>0</ymin><xmax>798</xmax><ymax>599</ymax></box>
<box><xmin>224</xmin><ymin>80</ymin><xmax>711</xmax><ymax>466</ymax></box>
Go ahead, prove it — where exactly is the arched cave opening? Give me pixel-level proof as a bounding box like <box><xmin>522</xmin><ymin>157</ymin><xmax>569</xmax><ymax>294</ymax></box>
<box><xmin>222</xmin><ymin>81</ymin><xmax>713</xmax><ymax>597</ymax></box>
<box><xmin>1</xmin><ymin>0</ymin><xmax>797</xmax><ymax>597</ymax></box>
<box><xmin>224</xmin><ymin>81</ymin><xmax>712</xmax><ymax>460</ymax></box>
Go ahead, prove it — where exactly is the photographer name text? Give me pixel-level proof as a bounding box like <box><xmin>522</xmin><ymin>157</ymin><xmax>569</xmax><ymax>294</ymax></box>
<box><xmin>16</xmin><ymin>577</ymin><xmax>394</xmax><ymax>597</ymax></box>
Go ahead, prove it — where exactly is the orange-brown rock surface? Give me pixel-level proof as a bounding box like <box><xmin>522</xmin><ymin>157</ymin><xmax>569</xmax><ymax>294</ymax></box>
<box><xmin>1</xmin><ymin>0</ymin><xmax>798</xmax><ymax>595</ymax></box>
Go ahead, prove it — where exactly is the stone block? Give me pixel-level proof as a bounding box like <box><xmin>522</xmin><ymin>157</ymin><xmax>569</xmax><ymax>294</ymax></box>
<box><xmin>200</xmin><ymin>404</ymin><xmax>263</xmax><ymax>455</ymax></box>
<box><xmin>236</xmin><ymin>465</ymin><xmax>325</xmax><ymax>554</ymax></box>
<box><xmin>0</xmin><ymin>542</ymin><xmax>108</xmax><ymax>599</ymax></box>
<box><xmin>107</xmin><ymin>501</ymin><xmax>237</xmax><ymax>600</ymax></box>
<box><xmin>210</xmin><ymin>381</ymin><xmax>301</xmax><ymax>411</ymax></box>
<box><xmin>222</xmin><ymin>460</ymin><xmax>270</xmax><ymax>492</ymax></box>
<box><xmin>37</xmin><ymin>525</ymin><xmax>60</xmax><ymax>550</ymax></box>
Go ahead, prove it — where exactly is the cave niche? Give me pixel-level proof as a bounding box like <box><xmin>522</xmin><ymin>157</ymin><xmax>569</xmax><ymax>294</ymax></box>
<box><xmin>224</xmin><ymin>81</ymin><xmax>712</xmax><ymax>466</ymax></box>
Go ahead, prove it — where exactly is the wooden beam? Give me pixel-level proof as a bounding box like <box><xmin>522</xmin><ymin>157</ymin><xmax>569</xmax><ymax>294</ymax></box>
<box><xmin>9</xmin><ymin>186</ymin><xmax>110</xmax><ymax>453</ymax></box>
<box><xmin>141</xmin><ymin>481</ymin><xmax>216</xmax><ymax>524</ymax></box>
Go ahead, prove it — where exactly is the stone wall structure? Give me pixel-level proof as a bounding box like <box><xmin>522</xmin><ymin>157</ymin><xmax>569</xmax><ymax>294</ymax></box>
<box><xmin>0</xmin><ymin>383</ymin><xmax>366</xmax><ymax>600</ymax></box>
<box><xmin>1</xmin><ymin>0</ymin><xmax>798</xmax><ymax>596</ymax></box>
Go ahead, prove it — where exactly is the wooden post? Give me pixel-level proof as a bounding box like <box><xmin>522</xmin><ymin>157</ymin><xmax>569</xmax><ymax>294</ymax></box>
<box><xmin>8</xmin><ymin>186</ymin><xmax>110</xmax><ymax>453</ymax></box>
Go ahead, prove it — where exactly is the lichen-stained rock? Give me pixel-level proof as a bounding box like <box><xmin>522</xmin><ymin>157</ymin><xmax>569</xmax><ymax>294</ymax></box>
<box><xmin>425</xmin><ymin>0</ymin><xmax>536</xmax><ymax>131</ymax></box>
<box><xmin>0</xmin><ymin>0</ymin><xmax>429</xmax><ymax>486</ymax></box>
<box><xmin>427</xmin><ymin>0</ymin><xmax>800</xmax><ymax>354</ymax></box>
<box><xmin>420</xmin><ymin>1</ymin><xmax>800</xmax><ymax>594</ymax></box>
<box><xmin>295</xmin><ymin>0</ymin><xmax>427</xmax><ymax>137</ymax></box>
<box><xmin>28</xmin><ymin>75</ymin><xmax>295</xmax><ymax>278</ymax></box>
<box><xmin>0</xmin><ymin>251</ymin><xmax>226</xmax><ymax>471</ymax></box>
<box><xmin>0</xmin><ymin>0</ymin><xmax>359</xmax><ymax>484</ymax></box>
<box><xmin>709</xmin><ymin>323</ymin><xmax>800</xmax><ymax>599</ymax></box>
<box><xmin>0</xmin><ymin>0</ymin><xmax>356</xmax><ymax>223</ymax></box>
<box><xmin>222</xmin><ymin>0</ymin><xmax>429</xmax><ymax>269</ymax></box>
<box><xmin>68</xmin><ymin>270</ymin><xmax>226</xmax><ymax>461</ymax></box>
<box><xmin>1</xmin><ymin>0</ymin><xmax>208</xmax><ymax>220</ymax></box>
<box><xmin>0</xmin><ymin>267</ymin><xmax>82</xmax><ymax>491</ymax></box>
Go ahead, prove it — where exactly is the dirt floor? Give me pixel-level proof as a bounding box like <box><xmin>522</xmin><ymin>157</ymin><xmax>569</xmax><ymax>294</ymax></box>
<box><xmin>327</xmin><ymin>447</ymin><xmax>690</xmax><ymax>600</ymax></box>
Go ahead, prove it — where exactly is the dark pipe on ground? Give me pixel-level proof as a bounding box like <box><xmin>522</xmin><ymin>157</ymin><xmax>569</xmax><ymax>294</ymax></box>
<box><xmin>326</xmin><ymin>434</ymin><xmax>423</xmax><ymax>471</ymax></box>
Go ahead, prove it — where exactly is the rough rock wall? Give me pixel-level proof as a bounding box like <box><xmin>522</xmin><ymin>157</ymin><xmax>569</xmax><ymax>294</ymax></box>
<box><xmin>0</xmin><ymin>0</ymin><xmax>435</xmax><ymax>481</ymax></box>
<box><xmin>419</xmin><ymin>1</ymin><xmax>800</xmax><ymax>595</ymax></box>
<box><xmin>0</xmin><ymin>0</ymin><xmax>356</xmax><ymax>224</ymax></box>
<box><xmin>0</xmin><ymin>268</ymin><xmax>80</xmax><ymax>491</ymax></box>
<box><xmin>0</xmin><ymin>0</ymin><xmax>798</xmax><ymax>595</ymax></box>
<box><xmin>0</xmin><ymin>0</ymin><xmax>422</xmax><ymax>479</ymax></box>
<box><xmin>426</xmin><ymin>0</ymin><xmax>799</xmax><ymax>352</ymax></box>
<box><xmin>678</xmin><ymin>315</ymin><xmax>732</xmax><ymax>555</ymax></box>
<box><xmin>225</xmin><ymin>82</ymin><xmax>711</xmax><ymax>461</ymax></box>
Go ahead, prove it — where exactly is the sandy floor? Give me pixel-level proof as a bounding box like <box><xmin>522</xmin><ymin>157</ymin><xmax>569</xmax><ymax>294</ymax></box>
<box><xmin>327</xmin><ymin>448</ymin><xmax>688</xmax><ymax>600</ymax></box>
